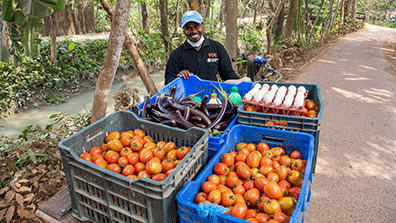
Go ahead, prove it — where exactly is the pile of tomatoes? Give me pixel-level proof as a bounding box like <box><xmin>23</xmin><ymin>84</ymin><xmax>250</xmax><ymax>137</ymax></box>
<box><xmin>79</xmin><ymin>129</ymin><xmax>191</xmax><ymax>181</ymax></box>
<box><xmin>194</xmin><ymin>142</ymin><xmax>307</xmax><ymax>223</ymax></box>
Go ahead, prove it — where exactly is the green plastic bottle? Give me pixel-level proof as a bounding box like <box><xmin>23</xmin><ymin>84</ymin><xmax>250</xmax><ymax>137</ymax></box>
<box><xmin>229</xmin><ymin>86</ymin><xmax>242</xmax><ymax>105</ymax></box>
<box><xmin>192</xmin><ymin>96</ymin><xmax>202</xmax><ymax>104</ymax></box>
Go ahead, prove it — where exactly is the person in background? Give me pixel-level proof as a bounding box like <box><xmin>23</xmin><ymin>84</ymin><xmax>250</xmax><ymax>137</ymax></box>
<box><xmin>164</xmin><ymin>11</ymin><xmax>250</xmax><ymax>85</ymax></box>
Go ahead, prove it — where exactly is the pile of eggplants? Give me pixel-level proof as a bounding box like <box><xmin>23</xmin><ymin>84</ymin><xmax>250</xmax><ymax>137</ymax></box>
<box><xmin>140</xmin><ymin>85</ymin><xmax>238</xmax><ymax>131</ymax></box>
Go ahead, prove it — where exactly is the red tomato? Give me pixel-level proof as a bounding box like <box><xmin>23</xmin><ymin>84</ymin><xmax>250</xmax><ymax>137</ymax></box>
<box><xmin>262</xmin><ymin>199</ymin><xmax>281</xmax><ymax>215</ymax></box>
<box><xmin>120</xmin><ymin>147</ymin><xmax>133</xmax><ymax>158</ymax></box>
<box><xmin>89</xmin><ymin>147</ymin><xmax>103</xmax><ymax>156</ymax></box>
<box><xmin>236</xmin><ymin>164</ymin><xmax>252</xmax><ymax>180</ymax></box>
<box><xmin>221</xmin><ymin>153</ymin><xmax>235</xmax><ymax>167</ymax></box>
<box><xmin>213</xmin><ymin>163</ymin><xmax>229</xmax><ymax>175</ymax></box>
<box><xmin>246</xmin><ymin>151</ymin><xmax>261</xmax><ymax>168</ymax></box>
<box><xmin>256</xmin><ymin>142</ymin><xmax>270</xmax><ymax>153</ymax></box>
<box><xmin>117</xmin><ymin>156</ymin><xmax>129</xmax><ymax>168</ymax></box>
<box><xmin>201</xmin><ymin>181</ymin><xmax>217</xmax><ymax>194</ymax></box>
<box><xmin>161</xmin><ymin>159</ymin><xmax>175</xmax><ymax>173</ymax></box>
<box><xmin>121</xmin><ymin>164</ymin><xmax>135</xmax><ymax>176</ymax></box>
<box><xmin>152</xmin><ymin>173</ymin><xmax>167</xmax><ymax>181</ymax></box>
<box><xmin>207</xmin><ymin>174</ymin><xmax>221</xmax><ymax>185</ymax></box>
<box><xmin>177</xmin><ymin>146</ymin><xmax>191</xmax><ymax>160</ymax></box>
<box><xmin>230</xmin><ymin>202</ymin><xmax>248</xmax><ymax>219</ymax></box>
<box><xmin>207</xmin><ymin>189</ymin><xmax>222</xmax><ymax>204</ymax></box>
<box><xmin>263</xmin><ymin>182</ymin><xmax>283</xmax><ymax>199</ymax></box>
<box><xmin>221</xmin><ymin>191</ymin><xmax>236</xmax><ymax>207</ymax></box>
<box><xmin>139</xmin><ymin>148</ymin><xmax>154</xmax><ymax>164</ymax></box>
<box><xmin>127</xmin><ymin>153</ymin><xmax>139</xmax><ymax>165</ymax></box>
<box><xmin>107</xmin><ymin>163</ymin><xmax>121</xmax><ymax>174</ymax></box>
<box><xmin>146</xmin><ymin>160</ymin><xmax>162</xmax><ymax>175</ymax></box>
<box><xmin>290</xmin><ymin>151</ymin><xmax>302</xmax><ymax>159</ymax></box>
<box><xmin>288</xmin><ymin>187</ymin><xmax>301</xmax><ymax>200</ymax></box>
<box><xmin>194</xmin><ymin>192</ymin><xmax>207</xmax><ymax>204</ymax></box>
<box><xmin>80</xmin><ymin>152</ymin><xmax>92</xmax><ymax>162</ymax></box>
<box><xmin>244</xmin><ymin>188</ymin><xmax>260</xmax><ymax>208</ymax></box>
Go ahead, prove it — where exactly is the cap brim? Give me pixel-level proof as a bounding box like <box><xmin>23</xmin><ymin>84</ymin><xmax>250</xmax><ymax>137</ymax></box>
<box><xmin>180</xmin><ymin>19</ymin><xmax>203</xmax><ymax>28</ymax></box>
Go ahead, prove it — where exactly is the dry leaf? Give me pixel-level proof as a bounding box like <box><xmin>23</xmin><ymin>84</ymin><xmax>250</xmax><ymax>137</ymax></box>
<box><xmin>24</xmin><ymin>193</ymin><xmax>34</xmax><ymax>204</ymax></box>
<box><xmin>0</xmin><ymin>186</ymin><xmax>9</xmax><ymax>196</ymax></box>
<box><xmin>18</xmin><ymin>186</ymin><xmax>31</xmax><ymax>194</ymax></box>
<box><xmin>5</xmin><ymin>190</ymin><xmax>15</xmax><ymax>203</ymax></box>
<box><xmin>0</xmin><ymin>199</ymin><xmax>11</xmax><ymax>208</ymax></box>
<box><xmin>26</xmin><ymin>203</ymin><xmax>36</xmax><ymax>211</ymax></box>
<box><xmin>9</xmin><ymin>181</ymin><xmax>19</xmax><ymax>193</ymax></box>
<box><xmin>0</xmin><ymin>208</ymin><xmax>7</xmax><ymax>220</ymax></box>
<box><xmin>17</xmin><ymin>179</ymin><xmax>29</xmax><ymax>184</ymax></box>
<box><xmin>33</xmin><ymin>182</ymin><xmax>38</xmax><ymax>188</ymax></box>
<box><xmin>17</xmin><ymin>206</ymin><xmax>30</xmax><ymax>219</ymax></box>
<box><xmin>31</xmin><ymin>169</ymin><xmax>37</xmax><ymax>174</ymax></box>
<box><xmin>15</xmin><ymin>193</ymin><xmax>24</xmax><ymax>207</ymax></box>
<box><xmin>37</xmin><ymin>164</ymin><xmax>46</xmax><ymax>172</ymax></box>
<box><xmin>14</xmin><ymin>182</ymin><xmax>21</xmax><ymax>188</ymax></box>
<box><xmin>5</xmin><ymin>205</ymin><xmax>15</xmax><ymax>223</ymax></box>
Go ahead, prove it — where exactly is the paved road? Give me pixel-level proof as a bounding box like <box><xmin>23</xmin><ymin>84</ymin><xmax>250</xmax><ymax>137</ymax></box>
<box><xmin>295</xmin><ymin>24</ymin><xmax>396</xmax><ymax>222</ymax></box>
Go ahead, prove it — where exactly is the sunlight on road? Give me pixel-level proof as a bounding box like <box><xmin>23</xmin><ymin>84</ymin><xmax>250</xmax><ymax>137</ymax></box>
<box><xmin>317</xmin><ymin>59</ymin><xmax>337</xmax><ymax>64</ymax></box>
<box><xmin>331</xmin><ymin>87</ymin><xmax>390</xmax><ymax>104</ymax></box>
<box><xmin>358</xmin><ymin>64</ymin><xmax>378</xmax><ymax>71</ymax></box>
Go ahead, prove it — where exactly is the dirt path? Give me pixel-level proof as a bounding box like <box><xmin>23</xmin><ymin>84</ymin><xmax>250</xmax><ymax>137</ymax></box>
<box><xmin>294</xmin><ymin>24</ymin><xmax>396</xmax><ymax>222</ymax></box>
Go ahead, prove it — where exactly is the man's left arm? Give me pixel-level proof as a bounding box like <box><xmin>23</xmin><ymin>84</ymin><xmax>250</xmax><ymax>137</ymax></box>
<box><xmin>217</xmin><ymin>45</ymin><xmax>240</xmax><ymax>81</ymax></box>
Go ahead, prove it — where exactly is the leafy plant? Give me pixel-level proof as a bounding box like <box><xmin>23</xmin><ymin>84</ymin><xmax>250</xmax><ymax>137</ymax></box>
<box><xmin>11</xmin><ymin>150</ymin><xmax>48</xmax><ymax>167</ymax></box>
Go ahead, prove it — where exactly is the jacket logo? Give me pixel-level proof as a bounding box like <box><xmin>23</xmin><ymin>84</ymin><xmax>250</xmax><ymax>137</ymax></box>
<box><xmin>208</xmin><ymin>53</ymin><xmax>217</xmax><ymax>57</ymax></box>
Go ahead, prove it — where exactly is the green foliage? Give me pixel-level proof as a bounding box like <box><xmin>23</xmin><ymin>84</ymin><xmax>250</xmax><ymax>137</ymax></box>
<box><xmin>369</xmin><ymin>21</ymin><xmax>396</xmax><ymax>28</ymax></box>
<box><xmin>238</xmin><ymin>22</ymin><xmax>265</xmax><ymax>55</ymax></box>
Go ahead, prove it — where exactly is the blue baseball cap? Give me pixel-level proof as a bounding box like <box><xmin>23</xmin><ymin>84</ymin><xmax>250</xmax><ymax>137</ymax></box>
<box><xmin>180</xmin><ymin>11</ymin><xmax>203</xmax><ymax>28</ymax></box>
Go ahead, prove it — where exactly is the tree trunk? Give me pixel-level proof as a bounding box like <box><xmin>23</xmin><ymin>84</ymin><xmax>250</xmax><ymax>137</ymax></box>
<box><xmin>76</xmin><ymin>0</ymin><xmax>84</xmax><ymax>34</ymax></box>
<box><xmin>173</xmin><ymin>0</ymin><xmax>180</xmax><ymax>35</ymax></box>
<box><xmin>340</xmin><ymin>0</ymin><xmax>345</xmax><ymax>24</ymax></box>
<box><xmin>273</xmin><ymin>5</ymin><xmax>285</xmax><ymax>43</ymax></box>
<box><xmin>159</xmin><ymin>0</ymin><xmax>171</xmax><ymax>60</ymax></box>
<box><xmin>323</xmin><ymin>0</ymin><xmax>335</xmax><ymax>38</ymax></box>
<box><xmin>284</xmin><ymin>0</ymin><xmax>298</xmax><ymax>44</ymax></box>
<box><xmin>220</xmin><ymin>0</ymin><xmax>226</xmax><ymax>25</ymax></box>
<box><xmin>225</xmin><ymin>0</ymin><xmax>238</xmax><ymax>73</ymax></box>
<box><xmin>141</xmin><ymin>1</ymin><xmax>149</xmax><ymax>34</ymax></box>
<box><xmin>91</xmin><ymin>0</ymin><xmax>131</xmax><ymax>124</ymax></box>
<box><xmin>253</xmin><ymin>0</ymin><xmax>259</xmax><ymax>25</ymax></box>
<box><xmin>345</xmin><ymin>0</ymin><xmax>352</xmax><ymax>20</ymax></box>
<box><xmin>85</xmin><ymin>0</ymin><xmax>95</xmax><ymax>33</ymax></box>
<box><xmin>187</xmin><ymin>0</ymin><xmax>199</xmax><ymax>11</ymax></box>
<box><xmin>296</xmin><ymin>0</ymin><xmax>301</xmax><ymax>43</ymax></box>
<box><xmin>100</xmin><ymin>1</ymin><xmax>158</xmax><ymax>96</ymax></box>
<box><xmin>307</xmin><ymin>0</ymin><xmax>324</xmax><ymax>46</ymax></box>
<box><xmin>266</xmin><ymin>0</ymin><xmax>286</xmax><ymax>54</ymax></box>
<box><xmin>204</xmin><ymin>0</ymin><xmax>212</xmax><ymax>20</ymax></box>
<box><xmin>50</xmin><ymin>13</ymin><xmax>57</xmax><ymax>66</ymax></box>
<box><xmin>351</xmin><ymin>0</ymin><xmax>357</xmax><ymax>19</ymax></box>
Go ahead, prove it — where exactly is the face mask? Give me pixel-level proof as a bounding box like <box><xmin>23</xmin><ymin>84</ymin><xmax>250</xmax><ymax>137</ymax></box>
<box><xmin>187</xmin><ymin>36</ymin><xmax>205</xmax><ymax>48</ymax></box>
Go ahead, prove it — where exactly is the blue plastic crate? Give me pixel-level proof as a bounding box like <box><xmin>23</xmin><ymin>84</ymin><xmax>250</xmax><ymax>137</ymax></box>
<box><xmin>177</xmin><ymin>124</ymin><xmax>315</xmax><ymax>223</ymax></box>
<box><xmin>137</xmin><ymin>76</ymin><xmax>253</xmax><ymax>156</ymax></box>
<box><xmin>238</xmin><ymin>81</ymin><xmax>323</xmax><ymax>174</ymax></box>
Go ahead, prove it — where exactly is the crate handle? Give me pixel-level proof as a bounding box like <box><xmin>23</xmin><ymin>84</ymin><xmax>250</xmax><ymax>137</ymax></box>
<box><xmin>262</xmin><ymin>135</ymin><xmax>284</xmax><ymax>143</ymax></box>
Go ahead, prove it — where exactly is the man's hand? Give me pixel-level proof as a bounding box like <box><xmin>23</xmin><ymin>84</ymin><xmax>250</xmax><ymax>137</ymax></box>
<box><xmin>177</xmin><ymin>70</ymin><xmax>193</xmax><ymax>79</ymax></box>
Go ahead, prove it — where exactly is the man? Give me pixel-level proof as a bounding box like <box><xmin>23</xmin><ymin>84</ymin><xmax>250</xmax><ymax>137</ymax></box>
<box><xmin>164</xmin><ymin>11</ymin><xmax>242</xmax><ymax>85</ymax></box>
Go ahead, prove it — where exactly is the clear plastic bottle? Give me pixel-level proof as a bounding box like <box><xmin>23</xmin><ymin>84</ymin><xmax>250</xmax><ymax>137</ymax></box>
<box><xmin>208</xmin><ymin>93</ymin><xmax>221</xmax><ymax>104</ymax></box>
<box><xmin>229</xmin><ymin>86</ymin><xmax>242</xmax><ymax>105</ymax></box>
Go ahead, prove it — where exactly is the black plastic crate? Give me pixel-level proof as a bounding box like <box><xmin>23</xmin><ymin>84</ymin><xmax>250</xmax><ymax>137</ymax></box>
<box><xmin>59</xmin><ymin>111</ymin><xmax>209</xmax><ymax>223</ymax></box>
